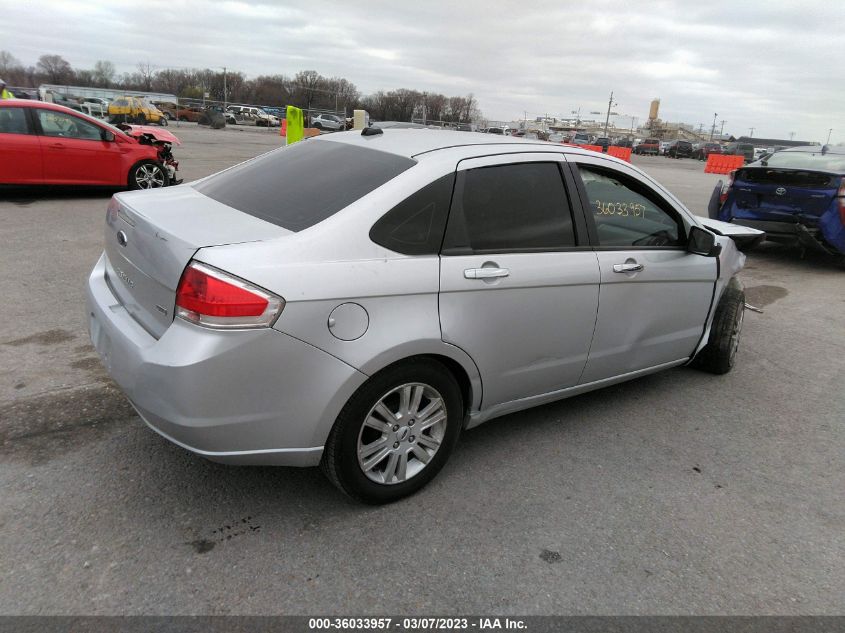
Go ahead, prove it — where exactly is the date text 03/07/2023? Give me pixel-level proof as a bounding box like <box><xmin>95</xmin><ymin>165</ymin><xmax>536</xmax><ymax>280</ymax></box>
<box><xmin>307</xmin><ymin>617</ymin><xmax>528</xmax><ymax>630</ymax></box>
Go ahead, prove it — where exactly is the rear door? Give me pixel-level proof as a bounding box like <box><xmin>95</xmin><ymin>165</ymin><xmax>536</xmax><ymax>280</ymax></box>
<box><xmin>0</xmin><ymin>106</ymin><xmax>42</xmax><ymax>183</ymax></box>
<box><xmin>34</xmin><ymin>108</ymin><xmax>123</xmax><ymax>185</ymax></box>
<box><xmin>439</xmin><ymin>153</ymin><xmax>600</xmax><ymax>408</ymax></box>
<box><xmin>569</xmin><ymin>155</ymin><xmax>717</xmax><ymax>383</ymax></box>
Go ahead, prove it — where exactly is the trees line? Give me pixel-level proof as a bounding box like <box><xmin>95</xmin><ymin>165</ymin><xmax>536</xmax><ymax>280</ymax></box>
<box><xmin>0</xmin><ymin>51</ymin><xmax>481</xmax><ymax>123</ymax></box>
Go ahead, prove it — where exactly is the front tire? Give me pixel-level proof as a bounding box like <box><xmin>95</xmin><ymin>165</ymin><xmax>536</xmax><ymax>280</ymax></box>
<box><xmin>321</xmin><ymin>359</ymin><xmax>463</xmax><ymax>504</ymax></box>
<box><xmin>128</xmin><ymin>161</ymin><xmax>168</xmax><ymax>190</ymax></box>
<box><xmin>693</xmin><ymin>280</ymin><xmax>745</xmax><ymax>374</ymax></box>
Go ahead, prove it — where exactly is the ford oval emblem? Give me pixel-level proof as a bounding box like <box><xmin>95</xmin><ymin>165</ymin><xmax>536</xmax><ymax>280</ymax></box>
<box><xmin>116</xmin><ymin>230</ymin><xmax>128</xmax><ymax>247</ymax></box>
<box><xmin>775</xmin><ymin>187</ymin><xmax>787</xmax><ymax>196</ymax></box>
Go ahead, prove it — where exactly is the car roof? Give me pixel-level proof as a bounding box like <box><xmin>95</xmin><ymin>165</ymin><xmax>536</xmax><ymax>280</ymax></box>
<box><xmin>782</xmin><ymin>145</ymin><xmax>844</xmax><ymax>154</ymax></box>
<box><xmin>0</xmin><ymin>99</ymin><xmax>71</xmax><ymax>111</ymax></box>
<box><xmin>315</xmin><ymin>128</ymin><xmax>584</xmax><ymax>159</ymax></box>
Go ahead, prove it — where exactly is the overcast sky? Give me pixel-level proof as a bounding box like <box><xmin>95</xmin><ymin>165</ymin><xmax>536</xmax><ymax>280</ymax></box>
<box><xmin>1</xmin><ymin>0</ymin><xmax>842</xmax><ymax>143</ymax></box>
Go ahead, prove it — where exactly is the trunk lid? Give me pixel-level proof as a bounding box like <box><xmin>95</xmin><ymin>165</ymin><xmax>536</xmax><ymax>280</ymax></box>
<box><xmin>731</xmin><ymin>167</ymin><xmax>839</xmax><ymax>222</ymax></box>
<box><xmin>103</xmin><ymin>185</ymin><xmax>291</xmax><ymax>338</ymax></box>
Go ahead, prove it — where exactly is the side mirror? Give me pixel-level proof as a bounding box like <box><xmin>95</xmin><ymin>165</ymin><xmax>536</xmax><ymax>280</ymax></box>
<box><xmin>688</xmin><ymin>226</ymin><xmax>722</xmax><ymax>257</ymax></box>
<box><xmin>101</xmin><ymin>129</ymin><xmax>114</xmax><ymax>142</ymax></box>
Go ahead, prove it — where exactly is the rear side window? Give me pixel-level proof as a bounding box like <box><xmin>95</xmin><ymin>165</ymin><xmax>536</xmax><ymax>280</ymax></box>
<box><xmin>194</xmin><ymin>140</ymin><xmax>416</xmax><ymax>232</ymax></box>
<box><xmin>370</xmin><ymin>173</ymin><xmax>454</xmax><ymax>255</ymax></box>
<box><xmin>443</xmin><ymin>162</ymin><xmax>576</xmax><ymax>253</ymax></box>
<box><xmin>0</xmin><ymin>107</ymin><xmax>29</xmax><ymax>134</ymax></box>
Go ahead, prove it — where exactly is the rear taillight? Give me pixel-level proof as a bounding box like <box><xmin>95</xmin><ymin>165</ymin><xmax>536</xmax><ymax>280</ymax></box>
<box><xmin>719</xmin><ymin>170</ymin><xmax>736</xmax><ymax>206</ymax></box>
<box><xmin>838</xmin><ymin>177</ymin><xmax>845</xmax><ymax>225</ymax></box>
<box><xmin>175</xmin><ymin>262</ymin><xmax>284</xmax><ymax>329</ymax></box>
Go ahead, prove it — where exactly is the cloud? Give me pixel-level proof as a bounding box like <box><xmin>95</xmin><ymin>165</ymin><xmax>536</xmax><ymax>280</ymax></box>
<box><xmin>0</xmin><ymin>0</ymin><xmax>842</xmax><ymax>142</ymax></box>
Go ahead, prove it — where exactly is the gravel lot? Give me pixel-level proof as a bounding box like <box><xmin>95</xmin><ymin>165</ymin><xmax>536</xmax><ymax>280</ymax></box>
<box><xmin>1</xmin><ymin>126</ymin><xmax>843</xmax><ymax>615</ymax></box>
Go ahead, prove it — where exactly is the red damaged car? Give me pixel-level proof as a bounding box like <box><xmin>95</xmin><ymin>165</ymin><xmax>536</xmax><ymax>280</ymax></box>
<box><xmin>0</xmin><ymin>100</ymin><xmax>180</xmax><ymax>189</ymax></box>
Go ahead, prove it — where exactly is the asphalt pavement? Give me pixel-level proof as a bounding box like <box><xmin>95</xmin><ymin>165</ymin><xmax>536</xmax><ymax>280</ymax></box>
<box><xmin>1</xmin><ymin>127</ymin><xmax>842</xmax><ymax>615</ymax></box>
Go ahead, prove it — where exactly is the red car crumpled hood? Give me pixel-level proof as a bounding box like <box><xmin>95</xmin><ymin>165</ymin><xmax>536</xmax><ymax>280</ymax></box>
<box><xmin>122</xmin><ymin>125</ymin><xmax>182</xmax><ymax>145</ymax></box>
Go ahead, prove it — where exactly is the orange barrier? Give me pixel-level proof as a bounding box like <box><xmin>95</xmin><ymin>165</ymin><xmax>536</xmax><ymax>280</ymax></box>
<box><xmin>607</xmin><ymin>146</ymin><xmax>632</xmax><ymax>162</ymax></box>
<box><xmin>704</xmin><ymin>153</ymin><xmax>745</xmax><ymax>174</ymax></box>
<box><xmin>280</xmin><ymin>119</ymin><xmax>287</xmax><ymax>136</ymax></box>
<box><xmin>582</xmin><ymin>144</ymin><xmax>604</xmax><ymax>153</ymax></box>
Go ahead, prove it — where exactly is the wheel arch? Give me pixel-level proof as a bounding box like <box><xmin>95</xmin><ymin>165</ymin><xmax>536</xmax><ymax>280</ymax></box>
<box><xmin>357</xmin><ymin>343</ymin><xmax>482</xmax><ymax>416</ymax></box>
<box><xmin>349</xmin><ymin>339</ymin><xmax>482</xmax><ymax>419</ymax></box>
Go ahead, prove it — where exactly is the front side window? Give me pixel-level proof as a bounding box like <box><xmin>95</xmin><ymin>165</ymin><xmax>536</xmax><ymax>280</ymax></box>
<box><xmin>37</xmin><ymin>109</ymin><xmax>102</xmax><ymax>140</ymax></box>
<box><xmin>444</xmin><ymin>162</ymin><xmax>577</xmax><ymax>253</ymax></box>
<box><xmin>0</xmin><ymin>107</ymin><xmax>30</xmax><ymax>134</ymax></box>
<box><xmin>576</xmin><ymin>165</ymin><xmax>684</xmax><ymax>248</ymax></box>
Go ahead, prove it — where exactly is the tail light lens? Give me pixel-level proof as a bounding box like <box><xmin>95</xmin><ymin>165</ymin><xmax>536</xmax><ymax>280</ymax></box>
<box><xmin>838</xmin><ymin>177</ymin><xmax>845</xmax><ymax>225</ymax></box>
<box><xmin>719</xmin><ymin>170</ymin><xmax>736</xmax><ymax>206</ymax></box>
<box><xmin>175</xmin><ymin>262</ymin><xmax>284</xmax><ymax>329</ymax></box>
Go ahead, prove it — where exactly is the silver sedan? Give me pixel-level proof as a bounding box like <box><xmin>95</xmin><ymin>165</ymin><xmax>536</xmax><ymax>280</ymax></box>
<box><xmin>87</xmin><ymin>130</ymin><xmax>761</xmax><ymax>503</ymax></box>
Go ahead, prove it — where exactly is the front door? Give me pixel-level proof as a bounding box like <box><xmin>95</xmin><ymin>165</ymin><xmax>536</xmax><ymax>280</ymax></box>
<box><xmin>570</xmin><ymin>158</ymin><xmax>717</xmax><ymax>384</ymax></box>
<box><xmin>34</xmin><ymin>108</ymin><xmax>123</xmax><ymax>185</ymax></box>
<box><xmin>439</xmin><ymin>154</ymin><xmax>600</xmax><ymax>409</ymax></box>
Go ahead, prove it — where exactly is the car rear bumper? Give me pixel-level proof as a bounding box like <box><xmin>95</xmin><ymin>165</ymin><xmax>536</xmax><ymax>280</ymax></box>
<box><xmin>729</xmin><ymin>218</ymin><xmax>843</xmax><ymax>254</ymax></box>
<box><xmin>86</xmin><ymin>253</ymin><xmax>368</xmax><ymax>466</ymax></box>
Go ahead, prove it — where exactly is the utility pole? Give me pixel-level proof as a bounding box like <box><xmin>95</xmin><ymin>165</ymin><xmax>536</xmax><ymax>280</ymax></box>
<box><xmin>223</xmin><ymin>66</ymin><xmax>227</xmax><ymax>109</ymax></box>
<box><xmin>604</xmin><ymin>91</ymin><xmax>616</xmax><ymax>136</ymax></box>
<box><xmin>789</xmin><ymin>131</ymin><xmax>795</xmax><ymax>141</ymax></box>
<box><xmin>748</xmin><ymin>127</ymin><xmax>755</xmax><ymax>138</ymax></box>
<box><xmin>827</xmin><ymin>128</ymin><xmax>833</xmax><ymax>144</ymax></box>
<box><xmin>710</xmin><ymin>112</ymin><xmax>717</xmax><ymax>141</ymax></box>
<box><xmin>524</xmin><ymin>110</ymin><xmax>528</xmax><ymax>132</ymax></box>
<box><xmin>719</xmin><ymin>120</ymin><xmax>726</xmax><ymax>139</ymax></box>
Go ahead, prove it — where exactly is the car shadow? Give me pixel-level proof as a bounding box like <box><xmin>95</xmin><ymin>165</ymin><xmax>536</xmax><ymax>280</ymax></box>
<box><xmin>1</xmin><ymin>186</ymin><xmax>119</xmax><ymax>205</ymax></box>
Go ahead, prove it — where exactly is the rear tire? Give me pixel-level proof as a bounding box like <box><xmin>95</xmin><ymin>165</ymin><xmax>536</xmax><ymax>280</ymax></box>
<box><xmin>693</xmin><ymin>280</ymin><xmax>745</xmax><ymax>375</ymax></box>
<box><xmin>321</xmin><ymin>359</ymin><xmax>463</xmax><ymax>504</ymax></box>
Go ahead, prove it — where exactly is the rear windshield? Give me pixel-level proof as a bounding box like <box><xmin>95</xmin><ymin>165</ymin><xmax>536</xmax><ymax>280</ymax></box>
<box><xmin>194</xmin><ymin>140</ymin><xmax>416</xmax><ymax>231</ymax></box>
<box><xmin>740</xmin><ymin>168</ymin><xmax>834</xmax><ymax>187</ymax></box>
<box><xmin>762</xmin><ymin>151</ymin><xmax>845</xmax><ymax>172</ymax></box>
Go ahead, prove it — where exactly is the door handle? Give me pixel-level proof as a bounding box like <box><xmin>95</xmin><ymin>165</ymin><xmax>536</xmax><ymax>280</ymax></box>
<box><xmin>48</xmin><ymin>143</ymin><xmax>66</xmax><ymax>149</ymax></box>
<box><xmin>613</xmin><ymin>262</ymin><xmax>644</xmax><ymax>273</ymax></box>
<box><xmin>464</xmin><ymin>267</ymin><xmax>510</xmax><ymax>279</ymax></box>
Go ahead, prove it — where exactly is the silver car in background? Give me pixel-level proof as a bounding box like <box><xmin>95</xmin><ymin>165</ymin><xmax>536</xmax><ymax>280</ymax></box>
<box><xmin>311</xmin><ymin>113</ymin><xmax>345</xmax><ymax>131</ymax></box>
<box><xmin>87</xmin><ymin>130</ymin><xmax>760</xmax><ymax>503</ymax></box>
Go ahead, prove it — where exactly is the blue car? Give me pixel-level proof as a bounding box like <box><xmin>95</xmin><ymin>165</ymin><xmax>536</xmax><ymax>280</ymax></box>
<box><xmin>710</xmin><ymin>145</ymin><xmax>845</xmax><ymax>262</ymax></box>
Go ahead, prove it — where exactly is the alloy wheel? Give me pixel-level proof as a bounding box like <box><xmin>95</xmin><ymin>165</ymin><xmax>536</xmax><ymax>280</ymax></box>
<box><xmin>135</xmin><ymin>164</ymin><xmax>166</xmax><ymax>189</ymax></box>
<box><xmin>729</xmin><ymin>305</ymin><xmax>744</xmax><ymax>365</ymax></box>
<box><xmin>356</xmin><ymin>382</ymin><xmax>447</xmax><ymax>485</ymax></box>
